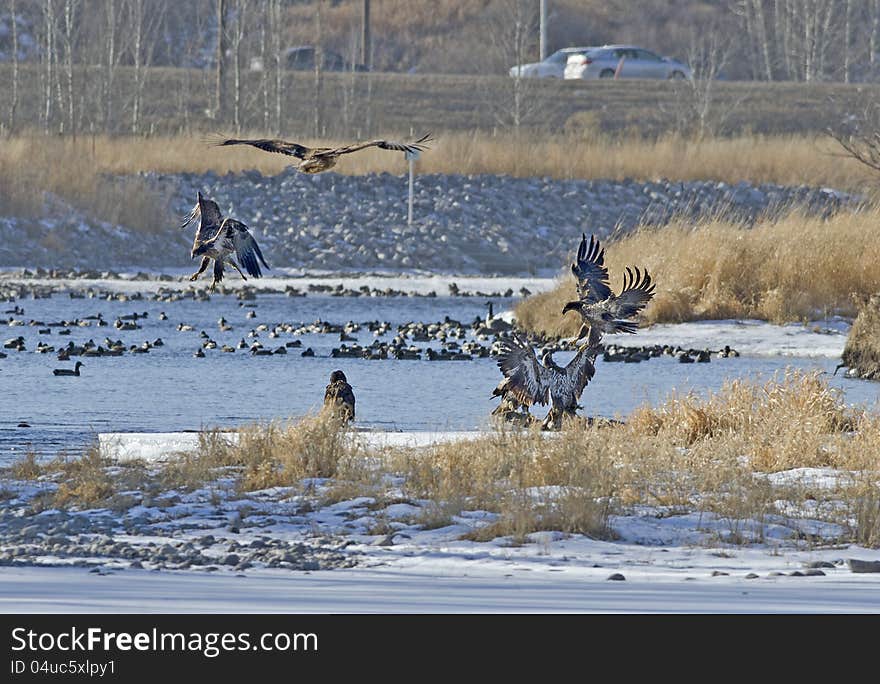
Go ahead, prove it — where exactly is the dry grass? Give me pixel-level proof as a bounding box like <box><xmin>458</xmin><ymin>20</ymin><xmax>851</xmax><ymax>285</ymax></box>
<box><xmin>7</xmin><ymin>373</ymin><xmax>879</xmax><ymax>546</ymax></box>
<box><xmin>2</xmin><ymin>131</ymin><xmax>876</xmax><ymax>193</ymax></box>
<box><xmin>48</xmin><ymin>444</ymin><xmax>115</xmax><ymax>509</ymax></box>
<box><xmin>516</xmin><ymin>207</ymin><xmax>880</xmax><ymax>331</ymax></box>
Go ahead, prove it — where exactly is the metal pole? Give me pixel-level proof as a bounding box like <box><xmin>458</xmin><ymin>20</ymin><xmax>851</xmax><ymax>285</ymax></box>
<box><xmin>407</xmin><ymin>155</ymin><xmax>414</xmax><ymax>226</ymax></box>
<box><xmin>539</xmin><ymin>0</ymin><xmax>547</xmax><ymax>61</ymax></box>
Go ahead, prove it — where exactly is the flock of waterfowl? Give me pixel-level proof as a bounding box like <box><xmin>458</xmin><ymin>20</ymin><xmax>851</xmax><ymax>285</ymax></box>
<box><xmin>1</xmin><ymin>132</ymin><xmax>747</xmax><ymax>429</ymax></box>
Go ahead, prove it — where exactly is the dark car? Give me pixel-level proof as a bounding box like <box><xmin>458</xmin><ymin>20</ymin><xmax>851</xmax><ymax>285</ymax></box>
<box><xmin>284</xmin><ymin>46</ymin><xmax>367</xmax><ymax>72</ymax></box>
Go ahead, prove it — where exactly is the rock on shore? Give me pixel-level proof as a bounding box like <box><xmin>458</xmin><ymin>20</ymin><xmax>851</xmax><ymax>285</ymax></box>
<box><xmin>0</xmin><ymin>170</ymin><xmax>860</xmax><ymax>274</ymax></box>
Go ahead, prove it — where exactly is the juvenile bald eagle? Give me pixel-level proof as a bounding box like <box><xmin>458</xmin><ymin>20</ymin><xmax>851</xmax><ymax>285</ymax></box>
<box><xmin>495</xmin><ymin>327</ymin><xmax>602</xmax><ymax>430</ymax></box>
<box><xmin>562</xmin><ymin>234</ymin><xmax>655</xmax><ymax>340</ymax></box>
<box><xmin>490</xmin><ymin>376</ymin><xmax>535</xmax><ymax>427</ymax></box>
<box><xmin>210</xmin><ymin>133</ymin><xmax>433</xmax><ymax>174</ymax></box>
<box><xmin>180</xmin><ymin>192</ymin><xmax>270</xmax><ymax>292</ymax></box>
<box><xmin>323</xmin><ymin>370</ymin><xmax>355</xmax><ymax>424</ymax></box>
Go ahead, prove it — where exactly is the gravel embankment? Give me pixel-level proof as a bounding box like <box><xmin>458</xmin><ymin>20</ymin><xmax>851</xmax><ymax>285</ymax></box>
<box><xmin>0</xmin><ymin>170</ymin><xmax>861</xmax><ymax>274</ymax></box>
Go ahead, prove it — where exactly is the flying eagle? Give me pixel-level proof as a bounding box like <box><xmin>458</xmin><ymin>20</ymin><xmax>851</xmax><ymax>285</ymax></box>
<box><xmin>180</xmin><ymin>192</ymin><xmax>270</xmax><ymax>292</ymax></box>
<box><xmin>323</xmin><ymin>369</ymin><xmax>355</xmax><ymax>424</ymax></box>
<box><xmin>562</xmin><ymin>234</ymin><xmax>655</xmax><ymax>341</ymax></box>
<box><xmin>210</xmin><ymin>133</ymin><xmax>434</xmax><ymax>174</ymax></box>
<box><xmin>495</xmin><ymin>328</ymin><xmax>602</xmax><ymax>430</ymax></box>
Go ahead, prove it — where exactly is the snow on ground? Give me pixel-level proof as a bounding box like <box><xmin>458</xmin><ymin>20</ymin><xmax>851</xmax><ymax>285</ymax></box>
<box><xmin>0</xmin><ymin>270</ymin><xmax>559</xmax><ymax>298</ymax></box>
<box><xmin>1</xmin><ymin>557</ymin><xmax>879</xmax><ymax>613</ymax></box>
<box><xmin>99</xmin><ymin>431</ymin><xmax>504</xmax><ymax>463</ymax></box>
<box><xmin>630</xmin><ymin>318</ymin><xmax>850</xmax><ymax>358</ymax></box>
<box><xmin>2</xmin><ymin>450</ymin><xmax>879</xmax><ymax>613</ymax></box>
<box><xmin>0</xmin><ymin>515</ymin><xmax>878</xmax><ymax>613</ymax></box>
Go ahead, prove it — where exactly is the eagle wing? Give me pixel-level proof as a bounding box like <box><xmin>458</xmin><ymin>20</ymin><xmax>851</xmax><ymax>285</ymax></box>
<box><xmin>496</xmin><ymin>334</ymin><xmax>550</xmax><ymax>406</ymax></box>
<box><xmin>571</xmin><ymin>233</ymin><xmax>613</xmax><ymax>304</ymax></box>
<box><xmin>182</xmin><ymin>194</ymin><xmax>225</xmax><ymax>250</ymax></box>
<box><xmin>324</xmin><ymin>133</ymin><xmax>434</xmax><ymax>158</ymax></box>
<box><xmin>225</xmin><ymin>219</ymin><xmax>270</xmax><ymax>278</ymax></box>
<box><xmin>611</xmin><ymin>267</ymin><xmax>655</xmax><ymax>319</ymax></box>
<box><xmin>563</xmin><ymin>342</ymin><xmax>599</xmax><ymax>399</ymax></box>
<box><xmin>213</xmin><ymin>137</ymin><xmax>311</xmax><ymax>159</ymax></box>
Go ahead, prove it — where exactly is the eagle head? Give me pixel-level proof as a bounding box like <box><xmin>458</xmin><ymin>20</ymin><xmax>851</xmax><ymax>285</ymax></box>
<box><xmin>562</xmin><ymin>301</ymin><xmax>581</xmax><ymax>315</ymax></box>
<box><xmin>329</xmin><ymin>370</ymin><xmax>348</xmax><ymax>384</ymax></box>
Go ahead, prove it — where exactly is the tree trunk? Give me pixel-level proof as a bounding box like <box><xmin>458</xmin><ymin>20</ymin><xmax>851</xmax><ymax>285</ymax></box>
<box><xmin>361</xmin><ymin>0</ymin><xmax>371</xmax><ymax>71</ymax></box>
<box><xmin>216</xmin><ymin>0</ymin><xmax>228</xmax><ymax>121</ymax></box>
<box><xmin>63</xmin><ymin>0</ymin><xmax>77</xmax><ymax>138</ymax></box>
<box><xmin>131</xmin><ymin>0</ymin><xmax>143</xmax><ymax>134</ymax></box>
<box><xmin>751</xmin><ymin>0</ymin><xmax>773</xmax><ymax>81</ymax></box>
<box><xmin>260</xmin><ymin>3</ymin><xmax>269</xmax><ymax>131</ymax></box>
<box><xmin>43</xmin><ymin>0</ymin><xmax>55</xmax><ymax>134</ymax></box>
<box><xmin>314</xmin><ymin>0</ymin><xmax>324</xmax><ymax>138</ymax></box>
<box><xmin>103</xmin><ymin>0</ymin><xmax>115</xmax><ymax>132</ymax></box>
<box><xmin>872</xmin><ymin>0</ymin><xmax>880</xmax><ymax>69</ymax></box>
<box><xmin>232</xmin><ymin>0</ymin><xmax>248</xmax><ymax>134</ymax></box>
<box><xmin>271</xmin><ymin>0</ymin><xmax>282</xmax><ymax>135</ymax></box>
<box><xmin>9</xmin><ymin>0</ymin><xmax>18</xmax><ymax>133</ymax></box>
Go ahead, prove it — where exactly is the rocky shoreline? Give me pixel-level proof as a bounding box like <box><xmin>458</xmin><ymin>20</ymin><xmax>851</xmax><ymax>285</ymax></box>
<box><xmin>0</xmin><ymin>171</ymin><xmax>861</xmax><ymax>274</ymax></box>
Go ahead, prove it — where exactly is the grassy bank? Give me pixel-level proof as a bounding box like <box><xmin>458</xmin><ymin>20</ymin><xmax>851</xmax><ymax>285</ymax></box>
<box><xmin>9</xmin><ymin>371</ymin><xmax>880</xmax><ymax>548</ymax></box>
<box><xmin>515</xmin><ymin>207</ymin><xmax>880</xmax><ymax>332</ymax></box>
<box><xmin>1</xmin><ymin>131</ymin><xmax>877</xmax><ymax>235</ymax></box>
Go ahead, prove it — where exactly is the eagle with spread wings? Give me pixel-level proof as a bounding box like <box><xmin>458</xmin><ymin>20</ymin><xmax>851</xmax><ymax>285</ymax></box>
<box><xmin>180</xmin><ymin>192</ymin><xmax>270</xmax><ymax>291</ymax></box>
<box><xmin>562</xmin><ymin>234</ymin><xmax>655</xmax><ymax>341</ymax></box>
<box><xmin>494</xmin><ymin>327</ymin><xmax>602</xmax><ymax>430</ymax></box>
<box><xmin>210</xmin><ymin>133</ymin><xmax>434</xmax><ymax>174</ymax></box>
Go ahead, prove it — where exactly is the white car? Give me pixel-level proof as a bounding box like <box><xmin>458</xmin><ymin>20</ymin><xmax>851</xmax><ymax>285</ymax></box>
<box><xmin>509</xmin><ymin>47</ymin><xmax>596</xmax><ymax>78</ymax></box>
<box><xmin>564</xmin><ymin>45</ymin><xmax>692</xmax><ymax>80</ymax></box>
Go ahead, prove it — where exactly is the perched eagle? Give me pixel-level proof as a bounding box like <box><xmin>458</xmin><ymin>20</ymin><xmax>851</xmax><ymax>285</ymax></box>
<box><xmin>495</xmin><ymin>328</ymin><xmax>602</xmax><ymax>430</ymax></box>
<box><xmin>210</xmin><ymin>133</ymin><xmax>434</xmax><ymax>174</ymax></box>
<box><xmin>323</xmin><ymin>370</ymin><xmax>355</xmax><ymax>424</ymax></box>
<box><xmin>562</xmin><ymin>233</ymin><xmax>655</xmax><ymax>340</ymax></box>
<box><xmin>180</xmin><ymin>192</ymin><xmax>270</xmax><ymax>291</ymax></box>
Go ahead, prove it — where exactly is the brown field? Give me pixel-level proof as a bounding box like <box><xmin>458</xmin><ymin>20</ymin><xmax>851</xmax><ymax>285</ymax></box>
<box><xmin>10</xmin><ymin>372</ymin><xmax>880</xmax><ymax>548</ymax></box>
<box><xmin>515</xmin><ymin>207</ymin><xmax>880</xmax><ymax>331</ymax></box>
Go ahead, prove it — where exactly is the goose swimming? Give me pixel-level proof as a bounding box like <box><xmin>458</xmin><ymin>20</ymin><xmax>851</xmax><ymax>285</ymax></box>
<box><xmin>53</xmin><ymin>361</ymin><xmax>84</xmax><ymax>376</ymax></box>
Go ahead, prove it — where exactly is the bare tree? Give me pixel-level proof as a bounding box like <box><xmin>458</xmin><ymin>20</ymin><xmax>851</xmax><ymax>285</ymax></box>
<box><xmin>829</xmin><ymin>102</ymin><xmax>880</xmax><ymax>174</ymax></box>
<box><xmin>486</xmin><ymin>0</ymin><xmax>540</xmax><ymax>137</ymax></box>
<box><xmin>259</xmin><ymin>1</ymin><xmax>271</xmax><ymax>131</ymax></box>
<box><xmin>871</xmin><ymin>0</ymin><xmax>880</xmax><ymax>76</ymax></box>
<box><xmin>361</xmin><ymin>0</ymin><xmax>370</xmax><ymax>71</ymax></box>
<box><xmin>230</xmin><ymin>0</ymin><xmax>251</xmax><ymax>134</ymax></box>
<box><xmin>314</xmin><ymin>0</ymin><xmax>324</xmax><ymax>138</ymax></box>
<box><xmin>62</xmin><ymin>0</ymin><xmax>80</xmax><ymax>137</ymax></box>
<box><xmin>102</xmin><ymin>0</ymin><xmax>118</xmax><ymax>131</ymax></box>
<box><xmin>41</xmin><ymin>0</ymin><xmax>57</xmax><ymax>134</ymax></box>
<box><xmin>8</xmin><ymin>0</ymin><xmax>19</xmax><ymax>133</ymax></box>
<box><xmin>270</xmin><ymin>0</ymin><xmax>283</xmax><ymax>135</ymax></box>
<box><xmin>675</xmin><ymin>28</ymin><xmax>736</xmax><ymax>139</ymax></box>
<box><xmin>216</xmin><ymin>0</ymin><xmax>228</xmax><ymax>121</ymax></box>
